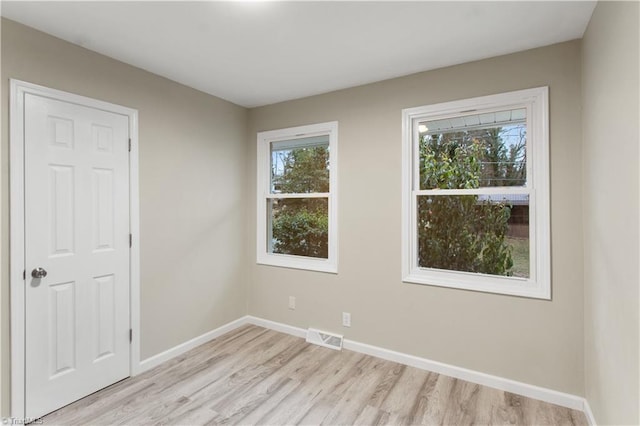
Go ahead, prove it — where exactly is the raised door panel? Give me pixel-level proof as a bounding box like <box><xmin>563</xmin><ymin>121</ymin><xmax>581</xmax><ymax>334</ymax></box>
<box><xmin>92</xmin><ymin>169</ymin><xmax>115</xmax><ymax>252</ymax></box>
<box><xmin>48</xmin><ymin>281</ymin><xmax>76</xmax><ymax>378</ymax></box>
<box><xmin>92</xmin><ymin>124</ymin><xmax>114</xmax><ymax>154</ymax></box>
<box><xmin>48</xmin><ymin>116</ymin><xmax>74</xmax><ymax>149</ymax></box>
<box><xmin>49</xmin><ymin>165</ymin><xmax>76</xmax><ymax>257</ymax></box>
<box><xmin>93</xmin><ymin>275</ymin><xmax>116</xmax><ymax>362</ymax></box>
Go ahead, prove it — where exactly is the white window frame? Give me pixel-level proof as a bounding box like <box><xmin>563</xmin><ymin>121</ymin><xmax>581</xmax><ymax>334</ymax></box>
<box><xmin>256</xmin><ymin>121</ymin><xmax>338</xmax><ymax>273</ymax></box>
<box><xmin>401</xmin><ymin>87</ymin><xmax>550</xmax><ymax>299</ymax></box>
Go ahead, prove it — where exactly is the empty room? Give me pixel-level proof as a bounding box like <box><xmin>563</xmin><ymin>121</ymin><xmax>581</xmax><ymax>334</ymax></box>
<box><xmin>0</xmin><ymin>1</ymin><xmax>638</xmax><ymax>425</ymax></box>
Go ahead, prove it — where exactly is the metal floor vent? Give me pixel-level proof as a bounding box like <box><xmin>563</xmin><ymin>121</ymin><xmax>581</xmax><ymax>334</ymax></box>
<box><xmin>306</xmin><ymin>328</ymin><xmax>343</xmax><ymax>351</ymax></box>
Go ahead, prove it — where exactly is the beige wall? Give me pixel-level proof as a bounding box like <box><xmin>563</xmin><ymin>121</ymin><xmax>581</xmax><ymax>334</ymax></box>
<box><xmin>582</xmin><ymin>2</ymin><xmax>640</xmax><ymax>425</ymax></box>
<box><xmin>0</xmin><ymin>19</ymin><xmax>249</xmax><ymax>414</ymax></box>
<box><xmin>247</xmin><ymin>41</ymin><xmax>585</xmax><ymax>395</ymax></box>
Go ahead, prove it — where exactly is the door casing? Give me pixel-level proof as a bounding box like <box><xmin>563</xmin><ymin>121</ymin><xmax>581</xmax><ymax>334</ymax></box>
<box><xmin>9</xmin><ymin>79</ymin><xmax>141</xmax><ymax>418</ymax></box>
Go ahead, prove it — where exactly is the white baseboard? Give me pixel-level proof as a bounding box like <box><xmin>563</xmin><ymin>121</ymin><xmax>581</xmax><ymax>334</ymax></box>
<box><xmin>245</xmin><ymin>316</ymin><xmax>306</xmax><ymax>338</ymax></box>
<box><xmin>245</xmin><ymin>315</ymin><xmax>586</xmax><ymax>412</ymax></box>
<box><xmin>344</xmin><ymin>338</ymin><xmax>585</xmax><ymax>411</ymax></box>
<box><xmin>137</xmin><ymin>314</ymin><xmax>592</xmax><ymax>418</ymax></box>
<box><xmin>583</xmin><ymin>398</ymin><xmax>597</xmax><ymax>425</ymax></box>
<box><xmin>138</xmin><ymin>316</ymin><xmax>249</xmax><ymax>372</ymax></box>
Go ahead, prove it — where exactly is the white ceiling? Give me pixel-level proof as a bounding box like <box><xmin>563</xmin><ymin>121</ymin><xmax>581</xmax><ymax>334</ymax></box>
<box><xmin>1</xmin><ymin>1</ymin><xmax>596</xmax><ymax>107</ymax></box>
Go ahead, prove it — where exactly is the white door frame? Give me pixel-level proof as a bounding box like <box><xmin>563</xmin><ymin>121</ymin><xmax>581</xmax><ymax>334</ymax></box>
<box><xmin>9</xmin><ymin>79</ymin><xmax>141</xmax><ymax>418</ymax></box>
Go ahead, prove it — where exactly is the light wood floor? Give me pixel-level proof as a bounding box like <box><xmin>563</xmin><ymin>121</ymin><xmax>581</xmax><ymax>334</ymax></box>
<box><xmin>42</xmin><ymin>325</ymin><xmax>587</xmax><ymax>425</ymax></box>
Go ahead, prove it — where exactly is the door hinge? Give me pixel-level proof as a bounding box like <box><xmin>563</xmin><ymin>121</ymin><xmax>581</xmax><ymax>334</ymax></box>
<box><xmin>129</xmin><ymin>329</ymin><xmax>133</xmax><ymax>342</ymax></box>
<box><xmin>128</xmin><ymin>138</ymin><xmax>131</xmax><ymax>152</ymax></box>
<box><xmin>129</xmin><ymin>233</ymin><xmax>132</xmax><ymax>248</ymax></box>
<box><xmin>23</xmin><ymin>270</ymin><xmax>26</xmax><ymax>280</ymax></box>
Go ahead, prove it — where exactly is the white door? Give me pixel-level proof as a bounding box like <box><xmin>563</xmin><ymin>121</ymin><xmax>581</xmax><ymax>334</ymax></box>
<box><xmin>24</xmin><ymin>93</ymin><xmax>131</xmax><ymax>419</ymax></box>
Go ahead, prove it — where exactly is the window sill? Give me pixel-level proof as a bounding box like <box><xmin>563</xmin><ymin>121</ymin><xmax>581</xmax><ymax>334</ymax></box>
<box><xmin>257</xmin><ymin>253</ymin><xmax>338</xmax><ymax>274</ymax></box>
<box><xmin>403</xmin><ymin>269</ymin><xmax>550</xmax><ymax>300</ymax></box>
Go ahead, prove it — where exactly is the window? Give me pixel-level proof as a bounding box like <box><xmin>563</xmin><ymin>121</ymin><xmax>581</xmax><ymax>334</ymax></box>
<box><xmin>401</xmin><ymin>87</ymin><xmax>550</xmax><ymax>299</ymax></box>
<box><xmin>257</xmin><ymin>122</ymin><xmax>338</xmax><ymax>273</ymax></box>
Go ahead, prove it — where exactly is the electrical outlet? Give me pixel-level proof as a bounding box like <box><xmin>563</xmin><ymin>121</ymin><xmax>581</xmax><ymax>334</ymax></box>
<box><xmin>342</xmin><ymin>312</ymin><xmax>351</xmax><ymax>327</ymax></box>
<box><xmin>288</xmin><ymin>296</ymin><xmax>296</xmax><ymax>310</ymax></box>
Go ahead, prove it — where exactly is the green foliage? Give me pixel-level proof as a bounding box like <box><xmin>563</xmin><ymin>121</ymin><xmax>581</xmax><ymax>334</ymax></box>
<box><xmin>272</xmin><ymin>200</ymin><xmax>328</xmax><ymax>258</ymax></box>
<box><xmin>418</xmin><ymin>129</ymin><xmax>516</xmax><ymax>275</ymax></box>
<box><xmin>420</xmin><ymin>137</ymin><xmax>483</xmax><ymax>189</ymax></box>
<box><xmin>420</xmin><ymin>127</ymin><xmax>526</xmax><ymax>189</ymax></box>
<box><xmin>273</xmin><ymin>146</ymin><xmax>329</xmax><ymax>193</ymax></box>
<box><xmin>271</xmin><ymin>146</ymin><xmax>329</xmax><ymax>258</ymax></box>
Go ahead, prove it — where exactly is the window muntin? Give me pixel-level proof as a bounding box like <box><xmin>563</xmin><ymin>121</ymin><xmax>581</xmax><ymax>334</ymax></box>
<box><xmin>402</xmin><ymin>88</ymin><xmax>549</xmax><ymax>299</ymax></box>
<box><xmin>257</xmin><ymin>122</ymin><xmax>338</xmax><ymax>273</ymax></box>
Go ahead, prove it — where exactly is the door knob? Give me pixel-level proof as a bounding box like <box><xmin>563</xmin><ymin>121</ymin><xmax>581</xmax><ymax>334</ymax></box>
<box><xmin>31</xmin><ymin>268</ymin><xmax>47</xmax><ymax>279</ymax></box>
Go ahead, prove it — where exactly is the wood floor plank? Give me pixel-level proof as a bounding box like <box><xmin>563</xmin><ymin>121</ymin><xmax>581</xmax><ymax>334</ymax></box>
<box><xmin>185</xmin><ymin>336</ymin><xmax>304</xmax><ymax>411</ymax></box>
<box><xmin>42</xmin><ymin>378</ymin><xmax>155</xmax><ymax>425</ymax></box>
<box><xmin>318</xmin><ymin>357</ymin><xmax>387</xmax><ymax>425</ymax></box>
<box><xmin>378</xmin><ymin>365</ymin><xmax>432</xmax><ymax>417</ymax></box>
<box><xmin>159</xmin><ymin>405</ymin><xmax>221</xmax><ymax>426</ymax></box>
<box><xmin>163</xmin><ymin>330</ymin><xmax>289</xmax><ymax>401</ymax></box>
<box><xmin>320</xmin><ymin>357</ymin><xmax>397</xmax><ymax>426</ymax></box>
<box><xmin>213</xmin><ymin>345</ymin><xmax>338</xmax><ymax>423</ymax></box>
<box><xmin>298</xmin><ymin>353</ymin><xmax>376</xmax><ymax>425</ymax></box>
<box><xmin>404</xmin><ymin>371</ymin><xmax>440</xmax><ymax>423</ymax></box>
<box><xmin>441</xmin><ymin>379</ymin><xmax>482</xmax><ymax>425</ymax></box>
<box><xmin>207</xmin><ymin>336</ymin><xmax>308</xmax><ymax>410</ymax></box>
<box><xmin>417</xmin><ymin>374</ymin><xmax>456</xmax><ymax>425</ymax></box>
<box><xmin>366</xmin><ymin>362</ymin><xmax>406</xmax><ymax>408</ymax></box>
<box><xmin>352</xmin><ymin>404</ymin><xmax>386</xmax><ymax>426</ymax></box>
<box><xmin>242</xmin><ymin>349</ymin><xmax>356</xmax><ymax>425</ymax></box>
<box><xmin>41</xmin><ymin>325</ymin><xmax>588</xmax><ymax>426</ymax></box>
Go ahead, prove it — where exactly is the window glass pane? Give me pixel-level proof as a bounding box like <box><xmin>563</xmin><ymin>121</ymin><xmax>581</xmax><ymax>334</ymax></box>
<box><xmin>268</xmin><ymin>198</ymin><xmax>328</xmax><ymax>259</ymax></box>
<box><xmin>419</xmin><ymin>108</ymin><xmax>527</xmax><ymax>189</ymax></box>
<box><xmin>417</xmin><ymin>194</ymin><xmax>529</xmax><ymax>278</ymax></box>
<box><xmin>271</xmin><ymin>135</ymin><xmax>330</xmax><ymax>194</ymax></box>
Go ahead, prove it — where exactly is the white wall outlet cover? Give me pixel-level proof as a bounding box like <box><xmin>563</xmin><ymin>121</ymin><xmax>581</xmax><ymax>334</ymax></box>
<box><xmin>342</xmin><ymin>312</ymin><xmax>351</xmax><ymax>327</ymax></box>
